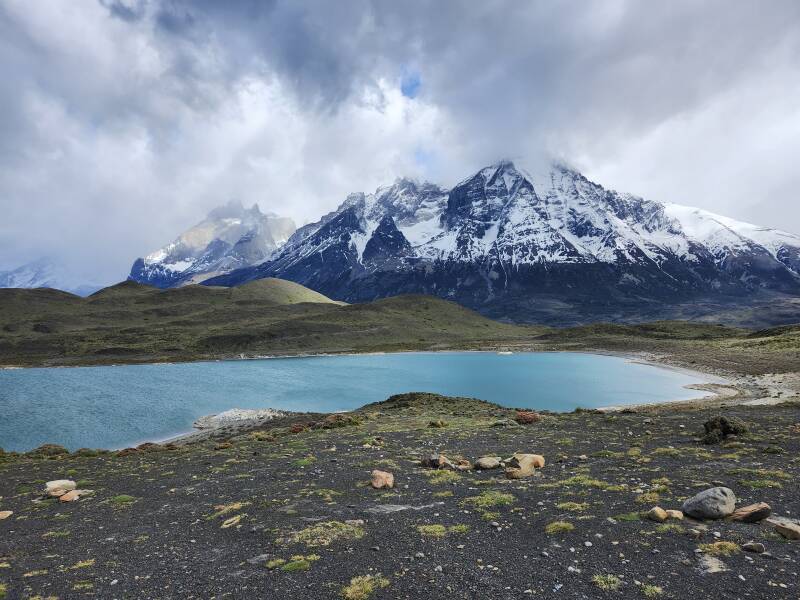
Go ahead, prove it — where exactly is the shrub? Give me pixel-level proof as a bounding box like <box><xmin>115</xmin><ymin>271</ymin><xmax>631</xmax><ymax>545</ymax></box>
<box><xmin>514</xmin><ymin>411</ymin><xmax>541</xmax><ymax>425</ymax></box>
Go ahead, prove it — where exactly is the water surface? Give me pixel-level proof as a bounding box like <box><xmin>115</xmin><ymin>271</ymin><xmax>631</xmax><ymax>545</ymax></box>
<box><xmin>0</xmin><ymin>352</ymin><xmax>715</xmax><ymax>451</ymax></box>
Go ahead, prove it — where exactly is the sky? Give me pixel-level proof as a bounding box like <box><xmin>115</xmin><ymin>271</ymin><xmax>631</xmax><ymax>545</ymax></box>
<box><xmin>1</xmin><ymin>0</ymin><xmax>799</xmax><ymax>283</ymax></box>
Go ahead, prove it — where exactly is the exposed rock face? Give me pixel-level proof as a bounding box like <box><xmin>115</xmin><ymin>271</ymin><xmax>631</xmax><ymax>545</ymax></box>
<box><xmin>682</xmin><ymin>487</ymin><xmax>737</xmax><ymax>520</ymax></box>
<box><xmin>0</xmin><ymin>510</ymin><xmax>12</xmax><ymax>520</ymax></box>
<box><xmin>129</xmin><ymin>200</ymin><xmax>296</xmax><ymax>288</ymax></box>
<box><xmin>770</xmin><ymin>518</ymin><xmax>800</xmax><ymax>540</ymax></box>
<box><xmin>203</xmin><ymin>160</ymin><xmax>800</xmax><ymax>325</ymax></box>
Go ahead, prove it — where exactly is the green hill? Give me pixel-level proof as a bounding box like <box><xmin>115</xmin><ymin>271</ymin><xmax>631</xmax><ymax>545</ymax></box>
<box><xmin>0</xmin><ymin>279</ymin><xmax>538</xmax><ymax>367</ymax></box>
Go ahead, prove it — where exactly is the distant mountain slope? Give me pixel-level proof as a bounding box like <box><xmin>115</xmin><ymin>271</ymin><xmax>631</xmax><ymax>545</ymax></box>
<box><xmin>206</xmin><ymin>160</ymin><xmax>800</xmax><ymax>325</ymax></box>
<box><xmin>128</xmin><ymin>201</ymin><xmax>296</xmax><ymax>288</ymax></box>
<box><xmin>0</xmin><ymin>258</ymin><xmax>104</xmax><ymax>296</ymax></box>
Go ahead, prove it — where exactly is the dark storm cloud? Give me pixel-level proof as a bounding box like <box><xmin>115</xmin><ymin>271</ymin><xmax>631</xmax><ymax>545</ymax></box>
<box><xmin>0</xmin><ymin>0</ymin><xmax>799</xmax><ymax>283</ymax></box>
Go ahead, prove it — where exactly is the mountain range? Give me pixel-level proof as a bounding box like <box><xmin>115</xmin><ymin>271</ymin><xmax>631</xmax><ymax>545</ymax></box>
<box><xmin>166</xmin><ymin>159</ymin><xmax>800</xmax><ymax>325</ymax></box>
<box><xmin>129</xmin><ymin>200</ymin><xmax>296</xmax><ymax>288</ymax></box>
<box><xmin>0</xmin><ymin>258</ymin><xmax>103</xmax><ymax>297</ymax></box>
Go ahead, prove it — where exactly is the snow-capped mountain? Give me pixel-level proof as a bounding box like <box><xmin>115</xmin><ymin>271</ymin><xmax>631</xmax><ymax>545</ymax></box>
<box><xmin>203</xmin><ymin>160</ymin><xmax>800</xmax><ymax>324</ymax></box>
<box><xmin>0</xmin><ymin>258</ymin><xmax>104</xmax><ymax>296</ymax></box>
<box><xmin>128</xmin><ymin>201</ymin><xmax>296</xmax><ymax>288</ymax></box>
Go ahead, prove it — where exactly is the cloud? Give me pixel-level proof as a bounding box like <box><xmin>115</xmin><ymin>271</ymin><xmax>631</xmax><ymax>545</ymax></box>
<box><xmin>0</xmin><ymin>0</ymin><xmax>799</xmax><ymax>283</ymax></box>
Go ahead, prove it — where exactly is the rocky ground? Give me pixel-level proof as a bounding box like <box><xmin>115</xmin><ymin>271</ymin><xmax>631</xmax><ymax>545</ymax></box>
<box><xmin>1</xmin><ymin>393</ymin><xmax>799</xmax><ymax>599</ymax></box>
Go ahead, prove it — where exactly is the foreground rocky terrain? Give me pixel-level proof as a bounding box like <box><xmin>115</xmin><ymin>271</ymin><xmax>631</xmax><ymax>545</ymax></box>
<box><xmin>1</xmin><ymin>393</ymin><xmax>798</xmax><ymax>599</ymax></box>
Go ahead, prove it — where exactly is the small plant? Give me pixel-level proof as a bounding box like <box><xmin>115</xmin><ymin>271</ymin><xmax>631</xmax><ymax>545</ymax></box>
<box><xmin>655</xmin><ymin>523</ymin><xmax>684</xmax><ymax>534</ymax></box>
<box><xmin>426</xmin><ymin>470</ymin><xmax>462</xmax><ymax>485</ymax></box>
<box><xmin>636</xmin><ymin>492</ymin><xmax>661</xmax><ymax>504</ymax></box>
<box><xmin>545</xmin><ymin>521</ymin><xmax>574</xmax><ymax>535</ymax></box>
<box><xmin>280</xmin><ymin>554</ymin><xmax>320</xmax><ymax>572</ymax></box>
<box><xmin>417</xmin><ymin>524</ymin><xmax>447</xmax><ymax>538</ymax></box>
<box><xmin>642</xmin><ymin>584</ymin><xmax>663</xmax><ymax>597</ymax></box>
<box><xmin>463</xmin><ymin>490</ymin><xmax>515</xmax><ymax>509</ymax></box>
<box><xmin>69</xmin><ymin>559</ymin><xmax>95</xmax><ymax>569</ymax></box>
<box><xmin>266</xmin><ymin>558</ymin><xmax>286</xmax><ymax>569</ymax></box>
<box><xmin>699</xmin><ymin>541</ymin><xmax>740</xmax><ymax>556</ymax></box>
<box><xmin>514</xmin><ymin>411</ymin><xmax>541</xmax><ymax>425</ymax></box>
<box><xmin>614</xmin><ymin>512</ymin><xmax>641</xmax><ymax>522</ymax></box>
<box><xmin>555</xmin><ymin>501</ymin><xmax>590</xmax><ymax>512</ymax></box>
<box><xmin>208</xmin><ymin>501</ymin><xmax>250</xmax><ymax>519</ymax></box>
<box><xmin>283</xmin><ymin>521</ymin><xmax>365</xmax><ymax>547</ymax></box>
<box><xmin>341</xmin><ymin>574</ymin><xmax>390</xmax><ymax>600</ymax></box>
<box><xmin>592</xmin><ymin>574</ymin><xmax>621</xmax><ymax>591</ymax></box>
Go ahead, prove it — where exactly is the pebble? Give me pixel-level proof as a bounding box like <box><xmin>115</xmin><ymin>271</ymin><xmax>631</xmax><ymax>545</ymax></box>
<box><xmin>584</xmin><ymin>541</ymin><xmax>592</xmax><ymax>547</ymax></box>
<box><xmin>434</xmin><ymin>565</ymin><xmax>442</xmax><ymax>572</ymax></box>
<box><xmin>415</xmin><ymin>552</ymin><xmax>425</xmax><ymax>559</ymax></box>
<box><xmin>742</xmin><ymin>541</ymin><xmax>766</xmax><ymax>554</ymax></box>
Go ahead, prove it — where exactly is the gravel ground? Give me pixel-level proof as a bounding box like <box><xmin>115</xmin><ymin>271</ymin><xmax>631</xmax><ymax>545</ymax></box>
<box><xmin>1</xmin><ymin>393</ymin><xmax>799</xmax><ymax>599</ymax></box>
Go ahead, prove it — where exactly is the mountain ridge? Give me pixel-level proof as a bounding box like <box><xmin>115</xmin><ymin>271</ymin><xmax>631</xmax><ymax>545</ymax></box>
<box><xmin>202</xmin><ymin>160</ymin><xmax>800</xmax><ymax>325</ymax></box>
<box><xmin>129</xmin><ymin>200</ymin><xmax>296</xmax><ymax>288</ymax></box>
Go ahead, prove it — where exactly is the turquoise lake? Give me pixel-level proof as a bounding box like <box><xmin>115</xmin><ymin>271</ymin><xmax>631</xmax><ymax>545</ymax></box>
<box><xmin>0</xmin><ymin>352</ymin><xmax>714</xmax><ymax>452</ymax></box>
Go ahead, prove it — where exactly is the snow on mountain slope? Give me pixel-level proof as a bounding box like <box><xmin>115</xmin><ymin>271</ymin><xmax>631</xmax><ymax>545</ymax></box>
<box><xmin>129</xmin><ymin>201</ymin><xmax>296</xmax><ymax>288</ymax></box>
<box><xmin>0</xmin><ymin>258</ymin><xmax>104</xmax><ymax>296</ymax></box>
<box><xmin>202</xmin><ymin>159</ymin><xmax>800</xmax><ymax>324</ymax></box>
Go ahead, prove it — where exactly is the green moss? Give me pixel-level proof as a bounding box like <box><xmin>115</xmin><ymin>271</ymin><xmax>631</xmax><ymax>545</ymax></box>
<box><xmin>425</xmin><ymin>470</ymin><xmax>462</xmax><ymax>485</ymax></box>
<box><xmin>110</xmin><ymin>494</ymin><xmax>136</xmax><ymax>505</ymax></box>
<box><xmin>739</xmin><ymin>479</ymin><xmax>782</xmax><ymax>489</ymax></box>
<box><xmin>463</xmin><ymin>490</ymin><xmax>515</xmax><ymax>509</ymax></box>
<box><xmin>545</xmin><ymin>521</ymin><xmax>574</xmax><ymax>534</ymax></box>
<box><xmin>555</xmin><ymin>501</ymin><xmax>590</xmax><ymax>512</ymax></box>
<box><xmin>699</xmin><ymin>541</ymin><xmax>740</xmax><ymax>556</ymax></box>
<box><xmin>284</xmin><ymin>521</ymin><xmax>365</xmax><ymax>547</ymax></box>
<box><xmin>417</xmin><ymin>524</ymin><xmax>447</xmax><ymax>538</ymax></box>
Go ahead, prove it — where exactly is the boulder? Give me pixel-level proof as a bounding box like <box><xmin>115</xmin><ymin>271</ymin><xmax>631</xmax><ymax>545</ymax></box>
<box><xmin>370</xmin><ymin>470</ymin><xmax>394</xmax><ymax>489</ymax></box>
<box><xmin>665</xmin><ymin>510</ymin><xmax>684</xmax><ymax>520</ymax></box>
<box><xmin>474</xmin><ymin>456</ymin><xmax>501</xmax><ymax>470</ymax></box>
<box><xmin>730</xmin><ymin>502</ymin><xmax>771</xmax><ymax>523</ymax></box>
<box><xmin>681</xmin><ymin>487</ymin><xmax>736</xmax><ymax>520</ymax></box>
<box><xmin>0</xmin><ymin>510</ymin><xmax>12</xmax><ymax>520</ymax></box>
<box><xmin>647</xmin><ymin>507</ymin><xmax>668</xmax><ymax>522</ymax></box>
<box><xmin>504</xmin><ymin>453</ymin><xmax>543</xmax><ymax>479</ymax></box>
<box><xmin>45</xmin><ymin>479</ymin><xmax>77</xmax><ymax>498</ymax></box>
<box><xmin>59</xmin><ymin>490</ymin><xmax>80</xmax><ymax>502</ymax></box>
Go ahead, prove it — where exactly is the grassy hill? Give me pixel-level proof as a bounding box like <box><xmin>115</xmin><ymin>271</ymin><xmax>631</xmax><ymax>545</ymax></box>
<box><xmin>0</xmin><ymin>280</ymin><xmax>539</xmax><ymax>367</ymax></box>
<box><xmin>1</xmin><ymin>280</ymin><xmax>798</xmax><ymax>374</ymax></box>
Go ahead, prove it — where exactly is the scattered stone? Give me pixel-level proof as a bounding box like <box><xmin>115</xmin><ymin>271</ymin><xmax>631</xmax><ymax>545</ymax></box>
<box><xmin>58</xmin><ymin>489</ymin><xmax>93</xmax><ymax>502</ymax></box>
<box><xmin>742</xmin><ymin>542</ymin><xmax>766</xmax><ymax>554</ymax></box>
<box><xmin>365</xmin><ymin>503</ymin><xmax>443</xmax><ymax>514</ymax></box>
<box><xmin>769</xmin><ymin>519</ymin><xmax>800</xmax><ymax>541</ymax></box>
<box><xmin>647</xmin><ymin>507</ymin><xmax>668</xmax><ymax>522</ymax></box>
<box><xmin>415</xmin><ymin>552</ymin><xmax>425</xmax><ymax>559</ymax></box>
<box><xmin>428</xmin><ymin>419</ymin><xmax>448</xmax><ymax>428</ymax></box>
<box><xmin>371</xmin><ymin>470</ymin><xmax>394</xmax><ymax>489</ymax></box>
<box><xmin>665</xmin><ymin>510</ymin><xmax>684</xmax><ymax>521</ymax></box>
<box><xmin>45</xmin><ymin>479</ymin><xmax>77</xmax><ymax>498</ymax></box>
<box><xmin>474</xmin><ymin>456</ymin><xmax>501</xmax><ymax>470</ymax></box>
<box><xmin>682</xmin><ymin>487</ymin><xmax>736</xmax><ymax>520</ymax></box>
<box><xmin>0</xmin><ymin>510</ymin><xmax>12</xmax><ymax>520</ymax></box>
<box><xmin>491</xmin><ymin>418</ymin><xmax>518</xmax><ymax>428</ymax></box>
<box><xmin>730</xmin><ymin>502</ymin><xmax>771</xmax><ymax>523</ymax></box>
<box><xmin>421</xmin><ymin>453</ymin><xmax>456</xmax><ymax>470</ymax></box>
<box><xmin>697</xmin><ymin>555</ymin><xmax>729</xmax><ymax>574</ymax></box>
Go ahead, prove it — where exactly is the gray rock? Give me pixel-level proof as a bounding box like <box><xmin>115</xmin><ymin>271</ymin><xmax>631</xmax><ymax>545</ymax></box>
<box><xmin>682</xmin><ymin>487</ymin><xmax>736</xmax><ymax>520</ymax></box>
